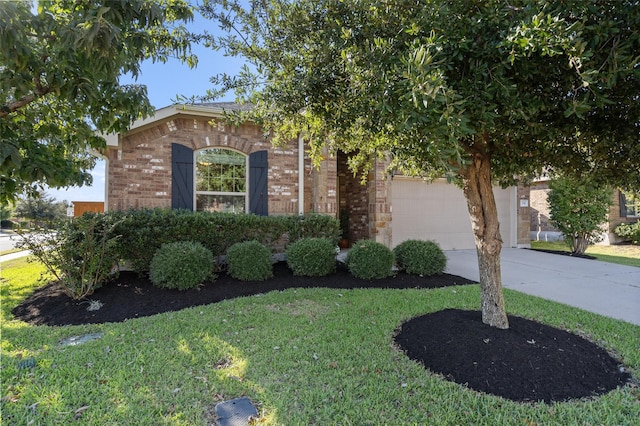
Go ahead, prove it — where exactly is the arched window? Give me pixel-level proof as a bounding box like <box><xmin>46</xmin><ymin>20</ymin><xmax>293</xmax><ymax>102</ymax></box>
<box><xmin>195</xmin><ymin>148</ymin><xmax>246</xmax><ymax>213</ymax></box>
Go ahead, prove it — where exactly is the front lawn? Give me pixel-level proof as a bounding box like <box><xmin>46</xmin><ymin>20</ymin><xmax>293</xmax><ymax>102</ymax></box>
<box><xmin>531</xmin><ymin>240</ymin><xmax>640</xmax><ymax>267</ymax></box>
<box><xmin>1</xmin><ymin>257</ymin><xmax>639</xmax><ymax>425</ymax></box>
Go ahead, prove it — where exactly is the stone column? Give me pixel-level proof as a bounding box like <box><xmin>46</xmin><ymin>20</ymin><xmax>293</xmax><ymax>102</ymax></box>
<box><xmin>368</xmin><ymin>158</ymin><xmax>393</xmax><ymax>247</ymax></box>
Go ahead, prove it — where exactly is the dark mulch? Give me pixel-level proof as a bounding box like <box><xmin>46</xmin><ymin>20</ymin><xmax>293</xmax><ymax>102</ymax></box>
<box><xmin>394</xmin><ymin>309</ymin><xmax>631</xmax><ymax>403</ymax></box>
<box><xmin>12</xmin><ymin>262</ymin><xmax>632</xmax><ymax>403</ymax></box>
<box><xmin>12</xmin><ymin>262</ymin><xmax>474</xmax><ymax>326</ymax></box>
<box><xmin>528</xmin><ymin>248</ymin><xmax>597</xmax><ymax>260</ymax></box>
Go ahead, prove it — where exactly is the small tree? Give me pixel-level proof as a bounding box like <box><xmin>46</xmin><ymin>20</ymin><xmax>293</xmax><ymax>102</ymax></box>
<box><xmin>14</xmin><ymin>193</ymin><xmax>67</xmax><ymax>227</ymax></box>
<box><xmin>547</xmin><ymin>177</ymin><xmax>612</xmax><ymax>255</ymax></box>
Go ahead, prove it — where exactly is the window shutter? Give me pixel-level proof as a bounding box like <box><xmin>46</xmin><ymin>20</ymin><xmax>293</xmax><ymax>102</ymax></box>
<box><xmin>171</xmin><ymin>143</ymin><xmax>194</xmax><ymax>210</ymax></box>
<box><xmin>249</xmin><ymin>150</ymin><xmax>268</xmax><ymax>216</ymax></box>
<box><xmin>619</xmin><ymin>191</ymin><xmax>628</xmax><ymax>217</ymax></box>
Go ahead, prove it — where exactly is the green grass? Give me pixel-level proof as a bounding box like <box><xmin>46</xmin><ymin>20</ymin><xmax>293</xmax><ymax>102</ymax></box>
<box><xmin>531</xmin><ymin>240</ymin><xmax>640</xmax><ymax>267</ymax></box>
<box><xmin>2</xmin><ymin>258</ymin><xmax>639</xmax><ymax>425</ymax></box>
<box><xmin>0</xmin><ymin>248</ymin><xmax>23</xmax><ymax>256</ymax></box>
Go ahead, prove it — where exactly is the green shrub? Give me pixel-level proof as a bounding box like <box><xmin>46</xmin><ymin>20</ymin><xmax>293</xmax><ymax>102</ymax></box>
<box><xmin>226</xmin><ymin>240</ymin><xmax>273</xmax><ymax>281</ymax></box>
<box><xmin>346</xmin><ymin>240</ymin><xmax>394</xmax><ymax>279</ymax></box>
<box><xmin>149</xmin><ymin>241</ymin><xmax>214</xmax><ymax>290</ymax></box>
<box><xmin>614</xmin><ymin>221</ymin><xmax>640</xmax><ymax>244</ymax></box>
<box><xmin>286</xmin><ymin>213</ymin><xmax>341</xmax><ymax>245</ymax></box>
<box><xmin>393</xmin><ymin>239</ymin><xmax>447</xmax><ymax>276</ymax></box>
<box><xmin>109</xmin><ymin>209</ymin><xmax>339</xmax><ymax>273</ymax></box>
<box><xmin>286</xmin><ymin>238</ymin><xmax>336</xmax><ymax>276</ymax></box>
<box><xmin>547</xmin><ymin>177</ymin><xmax>612</xmax><ymax>254</ymax></box>
<box><xmin>16</xmin><ymin>213</ymin><xmax>121</xmax><ymax>299</ymax></box>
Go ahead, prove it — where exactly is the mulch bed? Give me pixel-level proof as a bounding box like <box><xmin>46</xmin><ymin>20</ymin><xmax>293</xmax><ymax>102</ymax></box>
<box><xmin>528</xmin><ymin>248</ymin><xmax>597</xmax><ymax>260</ymax></box>
<box><xmin>394</xmin><ymin>309</ymin><xmax>631</xmax><ymax>403</ymax></box>
<box><xmin>12</xmin><ymin>261</ymin><xmax>633</xmax><ymax>403</ymax></box>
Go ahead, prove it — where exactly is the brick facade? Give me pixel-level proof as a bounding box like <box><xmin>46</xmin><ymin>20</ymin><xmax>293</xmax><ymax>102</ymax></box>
<box><xmin>606</xmin><ymin>190</ymin><xmax>636</xmax><ymax>244</ymax></box>
<box><xmin>337</xmin><ymin>152</ymin><xmax>368</xmax><ymax>243</ymax></box>
<box><xmin>530</xmin><ymin>181</ymin><xmax>555</xmax><ymax>233</ymax></box>
<box><xmin>107</xmin><ymin>113</ymin><xmax>312</xmax><ymax>215</ymax></box>
<box><xmin>105</xmin><ymin>105</ymin><xmax>530</xmax><ymax>248</ymax></box>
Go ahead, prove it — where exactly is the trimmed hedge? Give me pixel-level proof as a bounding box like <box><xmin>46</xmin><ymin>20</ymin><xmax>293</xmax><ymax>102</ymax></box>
<box><xmin>393</xmin><ymin>239</ymin><xmax>447</xmax><ymax>276</ymax></box>
<box><xmin>109</xmin><ymin>209</ymin><xmax>340</xmax><ymax>273</ymax></box>
<box><xmin>149</xmin><ymin>241</ymin><xmax>215</xmax><ymax>290</ymax></box>
<box><xmin>346</xmin><ymin>240</ymin><xmax>395</xmax><ymax>279</ymax></box>
<box><xmin>226</xmin><ymin>240</ymin><xmax>273</xmax><ymax>281</ymax></box>
<box><xmin>286</xmin><ymin>238</ymin><xmax>336</xmax><ymax>276</ymax></box>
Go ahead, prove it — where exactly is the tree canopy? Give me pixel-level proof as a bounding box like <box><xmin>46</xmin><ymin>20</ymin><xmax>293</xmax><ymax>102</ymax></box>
<box><xmin>202</xmin><ymin>0</ymin><xmax>640</xmax><ymax>328</ymax></box>
<box><xmin>14</xmin><ymin>192</ymin><xmax>68</xmax><ymax>225</ymax></box>
<box><xmin>0</xmin><ymin>0</ymin><xmax>197</xmax><ymax>203</ymax></box>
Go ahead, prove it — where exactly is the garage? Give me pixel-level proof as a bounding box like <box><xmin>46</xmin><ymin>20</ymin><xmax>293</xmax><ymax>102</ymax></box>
<box><xmin>392</xmin><ymin>177</ymin><xmax>517</xmax><ymax>250</ymax></box>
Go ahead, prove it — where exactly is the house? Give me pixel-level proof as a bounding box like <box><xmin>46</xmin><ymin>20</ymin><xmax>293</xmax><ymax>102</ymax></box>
<box><xmin>530</xmin><ymin>180</ymin><xmax>638</xmax><ymax>244</ymax></box>
<box><xmin>71</xmin><ymin>201</ymin><xmax>104</xmax><ymax>217</ymax></box>
<box><xmin>102</xmin><ymin>103</ymin><xmax>531</xmax><ymax>250</ymax></box>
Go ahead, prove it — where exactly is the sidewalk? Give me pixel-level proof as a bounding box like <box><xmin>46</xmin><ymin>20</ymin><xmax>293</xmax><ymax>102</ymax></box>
<box><xmin>0</xmin><ymin>250</ymin><xmax>31</xmax><ymax>262</ymax></box>
<box><xmin>0</xmin><ymin>231</ymin><xmax>30</xmax><ymax>263</ymax></box>
<box><xmin>445</xmin><ymin>248</ymin><xmax>640</xmax><ymax>326</ymax></box>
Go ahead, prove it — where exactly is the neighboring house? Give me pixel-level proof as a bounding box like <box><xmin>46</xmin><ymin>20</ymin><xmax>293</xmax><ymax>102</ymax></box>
<box><xmin>530</xmin><ymin>180</ymin><xmax>638</xmax><ymax>244</ymax></box>
<box><xmin>71</xmin><ymin>201</ymin><xmax>104</xmax><ymax>217</ymax></box>
<box><xmin>102</xmin><ymin>103</ymin><xmax>531</xmax><ymax>250</ymax></box>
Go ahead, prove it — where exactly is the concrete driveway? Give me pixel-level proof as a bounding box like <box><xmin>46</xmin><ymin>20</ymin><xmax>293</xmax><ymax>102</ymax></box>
<box><xmin>446</xmin><ymin>248</ymin><xmax>640</xmax><ymax>326</ymax></box>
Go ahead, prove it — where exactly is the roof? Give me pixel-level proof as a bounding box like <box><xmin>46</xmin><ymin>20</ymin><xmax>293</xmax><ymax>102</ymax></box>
<box><xmin>104</xmin><ymin>102</ymin><xmax>253</xmax><ymax>146</ymax></box>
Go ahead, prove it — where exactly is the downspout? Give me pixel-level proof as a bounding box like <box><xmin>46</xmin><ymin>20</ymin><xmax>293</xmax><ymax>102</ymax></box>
<box><xmin>298</xmin><ymin>133</ymin><xmax>305</xmax><ymax>215</ymax></box>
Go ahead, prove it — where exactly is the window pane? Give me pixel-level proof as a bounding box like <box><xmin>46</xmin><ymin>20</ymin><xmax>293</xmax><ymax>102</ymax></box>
<box><xmin>195</xmin><ymin>148</ymin><xmax>247</xmax><ymax>212</ymax></box>
<box><xmin>196</xmin><ymin>194</ymin><xmax>246</xmax><ymax>213</ymax></box>
<box><xmin>625</xmin><ymin>192</ymin><xmax>639</xmax><ymax>217</ymax></box>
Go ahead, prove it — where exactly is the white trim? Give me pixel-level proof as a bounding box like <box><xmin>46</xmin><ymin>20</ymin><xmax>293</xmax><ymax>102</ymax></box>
<box><xmin>100</xmin><ymin>133</ymin><xmax>119</xmax><ymax>147</ymax></box>
<box><xmin>130</xmin><ymin>104</ymin><xmax>232</xmax><ymax>132</ymax></box>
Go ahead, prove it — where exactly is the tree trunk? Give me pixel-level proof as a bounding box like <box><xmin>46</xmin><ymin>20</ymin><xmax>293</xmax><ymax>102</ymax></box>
<box><xmin>460</xmin><ymin>150</ymin><xmax>509</xmax><ymax>329</ymax></box>
<box><xmin>572</xmin><ymin>234</ymin><xmax>588</xmax><ymax>255</ymax></box>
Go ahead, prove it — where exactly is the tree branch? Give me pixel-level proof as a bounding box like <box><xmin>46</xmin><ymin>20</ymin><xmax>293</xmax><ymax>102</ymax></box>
<box><xmin>0</xmin><ymin>75</ymin><xmax>53</xmax><ymax>117</ymax></box>
<box><xmin>1</xmin><ymin>94</ymin><xmax>36</xmax><ymax>117</ymax></box>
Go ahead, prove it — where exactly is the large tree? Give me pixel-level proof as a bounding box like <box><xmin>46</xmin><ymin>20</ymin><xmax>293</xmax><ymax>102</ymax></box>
<box><xmin>201</xmin><ymin>0</ymin><xmax>640</xmax><ymax>328</ymax></box>
<box><xmin>0</xmin><ymin>0</ymin><xmax>197</xmax><ymax>203</ymax></box>
<box><xmin>15</xmin><ymin>192</ymin><xmax>67</xmax><ymax>225</ymax></box>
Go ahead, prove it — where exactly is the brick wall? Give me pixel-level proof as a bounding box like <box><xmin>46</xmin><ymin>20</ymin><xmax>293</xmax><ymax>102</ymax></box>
<box><xmin>606</xmin><ymin>189</ymin><xmax>636</xmax><ymax>244</ymax></box>
<box><xmin>107</xmin><ymin>114</ymin><xmax>319</xmax><ymax>216</ymax></box>
<box><xmin>337</xmin><ymin>152</ymin><xmax>369</xmax><ymax>243</ymax></box>
<box><xmin>310</xmin><ymin>146</ymin><xmax>337</xmax><ymax>215</ymax></box>
<box><xmin>530</xmin><ymin>181</ymin><xmax>555</xmax><ymax>232</ymax></box>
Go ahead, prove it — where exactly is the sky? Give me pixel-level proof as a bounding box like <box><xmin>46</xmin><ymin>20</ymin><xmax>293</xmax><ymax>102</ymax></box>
<box><xmin>46</xmin><ymin>7</ymin><xmax>245</xmax><ymax>204</ymax></box>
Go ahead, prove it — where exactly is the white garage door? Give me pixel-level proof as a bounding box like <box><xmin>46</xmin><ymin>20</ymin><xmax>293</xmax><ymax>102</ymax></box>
<box><xmin>392</xmin><ymin>178</ymin><xmax>516</xmax><ymax>250</ymax></box>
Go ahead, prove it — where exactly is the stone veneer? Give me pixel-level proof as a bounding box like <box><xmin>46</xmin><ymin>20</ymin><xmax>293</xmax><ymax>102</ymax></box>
<box><xmin>516</xmin><ymin>182</ymin><xmax>531</xmax><ymax>247</ymax></box>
